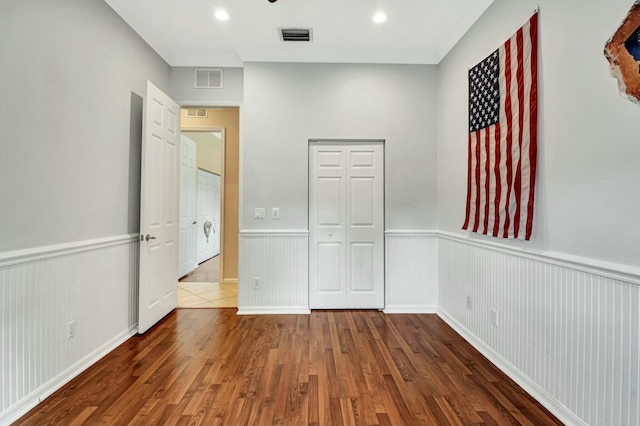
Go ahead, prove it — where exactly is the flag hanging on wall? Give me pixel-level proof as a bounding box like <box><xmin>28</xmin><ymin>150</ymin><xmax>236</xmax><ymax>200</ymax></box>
<box><xmin>463</xmin><ymin>12</ymin><xmax>538</xmax><ymax>240</ymax></box>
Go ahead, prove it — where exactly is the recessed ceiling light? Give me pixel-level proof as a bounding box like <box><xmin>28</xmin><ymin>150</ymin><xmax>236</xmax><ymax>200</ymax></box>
<box><xmin>214</xmin><ymin>10</ymin><xmax>229</xmax><ymax>21</ymax></box>
<box><xmin>373</xmin><ymin>12</ymin><xmax>387</xmax><ymax>23</ymax></box>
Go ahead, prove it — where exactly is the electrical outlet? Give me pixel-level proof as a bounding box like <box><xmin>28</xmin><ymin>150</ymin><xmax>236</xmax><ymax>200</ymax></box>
<box><xmin>466</xmin><ymin>296</ymin><xmax>473</xmax><ymax>310</ymax></box>
<box><xmin>67</xmin><ymin>320</ymin><xmax>77</xmax><ymax>339</ymax></box>
<box><xmin>253</xmin><ymin>277</ymin><xmax>261</xmax><ymax>289</ymax></box>
<box><xmin>272</xmin><ymin>207</ymin><xmax>280</xmax><ymax>219</ymax></box>
<box><xmin>491</xmin><ymin>309</ymin><xmax>499</xmax><ymax>326</ymax></box>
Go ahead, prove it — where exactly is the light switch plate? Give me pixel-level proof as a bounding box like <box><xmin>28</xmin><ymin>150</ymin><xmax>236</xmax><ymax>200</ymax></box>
<box><xmin>272</xmin><ymin>207</ymin><xmax>280</xmax><ymax>219</ymax></box>
<box><xmin>254</xmin><ymin>208</ymin><xmax>265</xmax><ymax>219</ymax></box>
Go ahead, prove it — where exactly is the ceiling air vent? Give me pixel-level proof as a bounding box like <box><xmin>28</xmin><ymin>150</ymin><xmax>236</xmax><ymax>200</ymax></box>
<box><xmin>280</xmin><ymin>28</ymin><xmax>312</xmax><ymax>42</ymax></box>
<box><xmin>194</xmin><ymin>68</ymin><xmax>223</xmax><ymax>89</ymax></box>
<box><xmin>186</xmin><ymin>108</ymin><xmax>208</xmax><ymax>118</ymax></box>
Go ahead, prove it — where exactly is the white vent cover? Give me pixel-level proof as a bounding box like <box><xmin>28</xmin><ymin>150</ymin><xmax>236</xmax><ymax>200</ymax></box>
<box><xmin>194</xmin><ymin>68</ymin><xmax>223</xmax><ymax>89</ymax></box>
<box><xmin>280</xmin><ymin>28</ymin><xmax>313</xmax><ymax>42</ymax></box>
<box><xmin>186</xmin><ymin>108</ymin><xmax>208</xmax><ymax>118</ymax></box>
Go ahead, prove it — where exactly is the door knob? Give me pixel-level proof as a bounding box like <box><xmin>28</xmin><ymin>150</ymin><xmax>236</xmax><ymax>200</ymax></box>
<box><xmin>145</xmin><ymin>234</ymin><xmax>157</xmax><ymax>241</ymax></box>
<box><xmin>328</xmin><ymin>232</ymin><xmax>333</xmax><ymax>237</ymax></box>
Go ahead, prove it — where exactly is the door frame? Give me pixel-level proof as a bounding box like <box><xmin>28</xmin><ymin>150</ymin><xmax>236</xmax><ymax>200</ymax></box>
<box><xmin>178</xmin><ymin>101</ymin><xmax>241</xmax><ymax>288</ymax></box>
<box><xmin>308</xmin><ymin>139</ymin><xmax>386</xmax><ymax>309</ymax></box>
<box><xmin>179</xmin><ymin>126</ymin><xmax>227</xmax><ymax>280</ymax></box>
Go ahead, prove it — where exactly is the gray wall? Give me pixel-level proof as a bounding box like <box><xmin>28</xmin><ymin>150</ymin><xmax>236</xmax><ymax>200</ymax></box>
<box><xmin>242</xmin><ymin>62</ymin><xmax>439</xmax><ymax>231</ymax></box>
<box><xmin>169</xmin><ymin>67</ymin><xmax>244</xmax><ymax>104</ymax></box>
<box><xmin>0</xmin><ymin>0</ymin><xmax>170</xmax><ymax>252</ymax></box>
<box><xmin>437</xmin><ymin>0</ymin><xmax>640</xmax><ymax>267</ymax></box>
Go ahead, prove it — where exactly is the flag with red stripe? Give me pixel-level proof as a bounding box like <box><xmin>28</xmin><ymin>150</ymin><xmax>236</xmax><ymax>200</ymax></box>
<box><xmin>462</xmin><ymin>13</ymin><xmax>538</xmax><ymax>240</ymax></box>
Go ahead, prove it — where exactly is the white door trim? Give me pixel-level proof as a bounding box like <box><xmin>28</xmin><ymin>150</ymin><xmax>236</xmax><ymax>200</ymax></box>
<box><xmin>178</xmin><ymin>126</ymin><xmax>226</xmax><ymax>279</ymax></box>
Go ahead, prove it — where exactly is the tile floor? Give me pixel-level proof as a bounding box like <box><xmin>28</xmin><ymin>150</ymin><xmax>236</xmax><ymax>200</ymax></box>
<box><xmin>178</xmin><ymin>256</ymin><xmax>237</xmax><ymax>308</ymax></box>
<box><xmin>178</xmin><ymin>281</ymin><xmax>237</xmax><ymax>308</ymax></box>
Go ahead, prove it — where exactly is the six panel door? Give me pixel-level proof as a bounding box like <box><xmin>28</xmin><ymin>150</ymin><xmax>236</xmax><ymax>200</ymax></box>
<box><xmin>309</xmin><ymin>142</ymin><xmax>384</xmax><ymax>309</ymax></box>
<box><xmin>139</xmin><ymin>81</ymin><xmax>180</xmax><ymax>334</ymax></box>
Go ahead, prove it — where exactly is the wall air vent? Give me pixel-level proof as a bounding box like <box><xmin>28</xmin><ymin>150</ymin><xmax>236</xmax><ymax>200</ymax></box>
<box><xmin>280</xmin><ymin>28</ymin><xmax>312</xmax><ymax>42</ymax></box>
<box><xmin>194</xmin><ymin>68</ymin><xmax>223</xmax><ymax>89</ymax></box>
<box><xmin>186</xmin><ymin>108</ymin><xmax>208</xmax><ymax>118</ymax></box>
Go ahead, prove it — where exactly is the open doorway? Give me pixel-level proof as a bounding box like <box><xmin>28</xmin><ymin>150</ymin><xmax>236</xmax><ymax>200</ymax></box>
<box><xmin>176</xmin><ymin>108</ymin><xmax>239</xmax><ymax>308</ymax></box>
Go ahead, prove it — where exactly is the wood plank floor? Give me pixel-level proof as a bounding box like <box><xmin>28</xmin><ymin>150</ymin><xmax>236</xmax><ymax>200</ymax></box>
<box><xmin>15</xmin><ymin>310</ymin><xmax>562</xmax><ymax>426</ymax></box>
<box><xmin>179</xmin><ymin>256</ymin><xmax>219</xmax><ymax>283</ymax></box>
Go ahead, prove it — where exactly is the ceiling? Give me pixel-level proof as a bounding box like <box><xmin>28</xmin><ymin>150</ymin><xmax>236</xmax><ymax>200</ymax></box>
<box><xmin>104</xmin><ymin>0</ymin><xmax>494</xmax><ymax>67</ymax></box>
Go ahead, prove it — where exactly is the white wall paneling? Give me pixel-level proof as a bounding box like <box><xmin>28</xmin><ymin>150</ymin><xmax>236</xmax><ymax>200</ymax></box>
<box><xmin>238</xmin><ymin>230</ymin><xmax>310</xmax><ymax>315</ymax></box>
<box><xmin>438</xmin><ymin>233</ymin><xmax>640</xmax><ymax>426</ymax></box>
<box><xmin>384</xmin><ymin>231</ymin><xmax>438</xmax><ymax>313</ymax></box>
<box><xmin>0</xmin><ymin>236</ymin><xmax>140</xmax><ymax>425</ymax></box>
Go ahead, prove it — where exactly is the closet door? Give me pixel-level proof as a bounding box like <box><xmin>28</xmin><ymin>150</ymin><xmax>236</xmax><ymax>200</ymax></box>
<box><xmin>309</xmin><ymin>145</ymin><xmax>347</xmax><ymax>308</ymax></box>
<box><xmin>309</xmin><ymin>142</ymin><xmax>384</xmax><ymax>309</ymax></box>
<box><xmin>345</xmin><ymin>145</ymin><xmax>384</xmax><ymax>308</ymax></box>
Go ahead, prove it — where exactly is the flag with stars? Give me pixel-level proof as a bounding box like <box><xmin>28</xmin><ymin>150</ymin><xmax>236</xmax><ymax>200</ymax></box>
<box><xmin>463</xmin><ymin>13</ymin><xmax>538</xmax><ymax>240</ymax></box>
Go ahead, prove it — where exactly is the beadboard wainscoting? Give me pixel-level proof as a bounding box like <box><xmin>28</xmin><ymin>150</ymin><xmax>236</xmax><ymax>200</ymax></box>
<box><xmin>438</xmin><ymin>233</ymin><xmax>640</xmax><ymax>426</ymax></box>
<box><xmin>384</xmin><ymin>231</ymin><xmax>438</xmax><ymax>313</ymax></box>
<box><xmin>238</xmin><ymin>230</ymin><xmax>310</xmax><ymax>315</ymax></box>
<box><xmin>0</xmin><ymin>235</ymin><xmax>140</xmax><ymax>425</ymax></box>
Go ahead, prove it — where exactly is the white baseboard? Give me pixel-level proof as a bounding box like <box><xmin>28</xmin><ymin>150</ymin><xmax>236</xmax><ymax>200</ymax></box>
<box><xmin>1</xmin><ymin>326</ymin><xmax>137</xmax><ymax>426</ymax></box>
<box><xmin>437</xmin><ymin>308</ymin><xmax>586</xmax><ymax>426</ymax></box>
<box><xmin>237</xmin><ymin>306</ymin><xmax>311</xmax><ymax>315</ymax></box>
<box><xmin>383</xmin><ymin>305</ymin><xmax>437</xmax><ymax>314</ymax></box>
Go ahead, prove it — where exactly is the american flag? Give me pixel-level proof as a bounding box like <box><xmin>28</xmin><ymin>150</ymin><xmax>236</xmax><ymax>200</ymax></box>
<box><xmin>463</xmin><ymin>13</ymin><xmax>538</xmax><ymax>240</ymax></box>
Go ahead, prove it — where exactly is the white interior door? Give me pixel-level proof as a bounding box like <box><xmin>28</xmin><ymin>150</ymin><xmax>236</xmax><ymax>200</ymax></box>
<box><xmin>178</xmin><ymin>134</ymin><xmax>197</xmax><ymax>278</ymax></box>
<box><xmin>309</xmin><ymin>142</ymin><xmax>384</xmax><ymax>309</ymax></box>
<box><xmin>139</xmin><ymin>81</ymin><xmax>180</xmax><ymax>334</ymax></box>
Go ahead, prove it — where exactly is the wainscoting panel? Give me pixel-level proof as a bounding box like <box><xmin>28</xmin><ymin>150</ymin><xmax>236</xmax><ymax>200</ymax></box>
<box><xmin>384</xmin><ymin>231</ymin><xmax>438</xmax><ymax>313</ymax></box>
<box><xmin>0</xmin><ymin>235</ymin><xmax>139</xmax><ymax>424</ymax></box>
<box><xmin>238</xmin><ymin>231</ymin><xmax>310</xmax><ymax>314</ymax></box>
<box><xmin>438</xmin><ymin>235</ymin><xmax>640</xmax><ymax>426</ymax></box>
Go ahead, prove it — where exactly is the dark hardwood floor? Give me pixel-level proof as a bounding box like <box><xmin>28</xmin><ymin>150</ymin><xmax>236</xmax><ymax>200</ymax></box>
<box><xmin>15</xmin><ymin>310</ymin><xmax>562</xmax><ymax>425</ymax></box>
<box><xmin>179</xmin><ymin>256</ymin><xmax>219</xmax><ymax>283</ymax></box>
